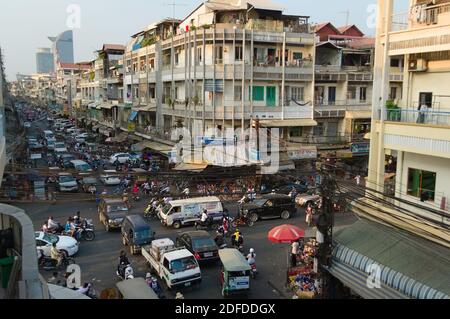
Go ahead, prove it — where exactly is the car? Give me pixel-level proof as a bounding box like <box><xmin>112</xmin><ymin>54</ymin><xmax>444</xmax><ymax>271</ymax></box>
<box><xmin>175</xmin><ymin>231</ymin><xmax>219</xmax><ymax>262</ymax></box>
<box><xmin>53</xmin><ymin>142</ymin><xmax>68</xmax><ymax>153</ymax></box>
<box><xmin>35</xmin><ymin>231</ymin><xmax>79</xmax><ymax>257</ymax></box>
<box><xmin>79</xmin><ymin>176</ymin><xmax>98</xmax><ymax>193</ymax></box>
<box><xmin>295</xmin><ymin>192</ymin><xmax>321</xmax><ymax>207</ymax></box>
<box><xmin>262</xmin><ymin>182</ymin><xmax>309</xmax><ymax>195</ymax></box>
<box><xmin>57</xmin><ymin>173</ymin><xmax>79</xmax><ymax>192</ymax></box>
<box><xmin>76</xmin><ymin>133</ymin><xmax>89</xmax><ymax>139</ymax></box>
<box><xmin>24</xmin><ymin>122</ymin><xmax>31</xmax><ymax>128</ymax></box>
<box><xmin>47</xmin><ymin>140</ymin><xmax>56</xmax><ymax>151</ymax></box>
<box><xmin>58</xmin><ymin>154</ymin><xmax>76</xmax><ymax>168</ymax></box>
<box><xmin>69</xmin><ymin>160</ymin><xmax>92</xmax><ymax>173</ymax></box>
<box><xmin>121</xmin><ymin>215</ymin><xmax>155</xmax><ymax>255</ymax></box>
<box><xmin>98</xmin><ymin>198</ymin><xmax>129</xmax><ymax>232</ymax></box>
<box><xmin>100</xmin><ymin>170</ymin><xmax>121</xmax><ymax>185</ymax></box>
<box><xmin>29</xmin><ymin>141</ymin><xmax>44</xmax><ymax>150</ymax></box>
<box><xmin>109</xmin><ymin>153</ymin><xmax>132</xmax><ymax>165</ymax></box>
<box><xmin>240</xmin><ymin>194</ymin><xmax>297</xmax><ymax>222</ymax></box>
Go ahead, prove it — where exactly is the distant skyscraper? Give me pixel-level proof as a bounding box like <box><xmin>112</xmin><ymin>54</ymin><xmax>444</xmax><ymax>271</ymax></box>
<box><xmin>48</xmin><ymin>30</ymin><xmax>74</xmax><ymax>70</ymax></box>
<box><xmin>36</xmin><ymin>48</ymin><xmax>54</xmax><ymax>74</ymax></box>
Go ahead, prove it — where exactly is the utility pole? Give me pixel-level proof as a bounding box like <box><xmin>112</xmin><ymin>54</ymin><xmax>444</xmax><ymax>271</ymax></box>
<box><xmin>340</xmin><ymin>10</ymin><xmax>350</xmax><ymax>26</ymax></box>
<box><xmin>314</xmin><ymin>168</ymin><xmax>337</xmax><ymax>299</ymax></box>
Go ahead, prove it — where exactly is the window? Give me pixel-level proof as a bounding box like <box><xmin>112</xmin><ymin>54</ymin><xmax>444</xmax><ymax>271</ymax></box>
<box><xmin>360</xmin><ymin>87</ymin><xmax>367</xmax><ymax>101</ymax></box>
<box><xmin>175</xmin><ymin>52</ymin><xmax>180</xmax><ymax>65</ymax></box>
<box><xmin>293</xmin><ymin>52</ymin><xmax>303</xmax><ymax>61</ymax></box>
<box><xmin>291</xmin><ymin>87</ymin><xmax>304</xmax><ymax>101</ymax></box>
<box><xmin>347</xmin><ymin>86</ymin><xmax>357</xmax><ymax>100</ymax></box>
<box><xmin>251</xmin><ymin>86</ymin><xmax>264</xmax><ymax>101</ymax></box>
<box><xmin>314</xmin><ymin>123</ymin><xmax>324</xmax><ymax>136</ymax></box>
<box><xmin>390</xmin><ymin>58</ymin><xmax>400</xmax><ymax>67</ymax></box>
<box><xmin>390</xmin><ymin>87</ymin><xmax>397</xmax><ymax>100</ymax></box>
<box><xmin>234</xmin><ymin>86</ymin><xmax>242</xmax><ymax>101</ymax></box>
<box><xmin>407</xmin><ymin>168</ymin><xmax>436</xmax><ymax>201</ymax></box>
<box><xmin>289</xmin><ymin>127</ymin><xmax>302</xmax><ymax>137</ymax></box>
<box><xmin>175</xmin><ymin>87</ymin><xmax>179</xmax><ymax>100</ymax></box>
<box><xmin>215</xmin><ymin>46</ymin><xmax>223</xmax><ymax>64</ymax></box>
<box><xmin>235</xmin><ymin>46</ymin><xmax>243</xmax><ymax>61</ymax></box>
<box><xmin>197</xmin><ymin>47</ymin><xmax>203</xmax><ymax>64</ymax></box>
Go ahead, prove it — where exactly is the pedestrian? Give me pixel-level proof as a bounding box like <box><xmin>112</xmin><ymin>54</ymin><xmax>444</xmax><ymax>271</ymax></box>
<box><xmin>305</xmin><ymin>203</ymin><xmax>313</xmax><ymax>227</ymax></box>
<box><xmin>354</xmin><ymin>174</ymin><xmax>361</xmax><ymax>186</ymax></box>
<box><xmin>291</xmin><ymin>241</ymin><xmax>300</xmax><ymax>268</ymax></box>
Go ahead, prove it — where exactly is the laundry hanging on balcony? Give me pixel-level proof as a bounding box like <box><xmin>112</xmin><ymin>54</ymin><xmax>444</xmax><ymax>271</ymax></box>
<box><xmin>128</xmin><ymin>111</ymin><xmax>138</xmax><ymax>121</ymax></box>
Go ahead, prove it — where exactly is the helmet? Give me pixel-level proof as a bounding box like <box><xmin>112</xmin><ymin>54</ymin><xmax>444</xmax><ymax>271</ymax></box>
<box><xmin>145</xmin><ymin>273</ymin><xmax>151</xmax><ymax>279</ymax></box>
<box><xmin>249</xmin><ymin>248</ymin><xmax>255</xmax><ymax>253</ymax></box>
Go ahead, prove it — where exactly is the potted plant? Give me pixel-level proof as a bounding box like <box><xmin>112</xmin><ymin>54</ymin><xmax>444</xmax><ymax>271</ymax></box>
<box><xmin>386</xmin><ymin>100</ymin><xmax>400</xmax><ymax>121</ymax></box>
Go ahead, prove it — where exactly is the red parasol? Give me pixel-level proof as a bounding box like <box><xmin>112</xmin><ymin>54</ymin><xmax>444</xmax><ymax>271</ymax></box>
<box><xmin>268</xmin><ymin>224</ymin><xmax>305</xmax><ymax>244</ymax></box>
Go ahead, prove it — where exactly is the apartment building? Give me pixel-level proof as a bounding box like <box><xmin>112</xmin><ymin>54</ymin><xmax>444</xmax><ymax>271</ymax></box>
<box><xmin>122</xmin><ymin>0</ymin><xmax>316</xmax><ymax>147</ymax></box>
<box><xmin>55</xmin><ymin>62</ymin><xmax>91</xmax><ymax>116</ymax></box>
<box><xmin>368</xmin><ymin>0</ymin><xmax>450</xmax><ymax>221</ymax></box>
<box><xmin>295</xmin><ymin>22</ymin><xmax>404</xmax><ymax>171</ymax></box>
<box><xmin>81</xmin><ymin>44</ymin><xmax>125</xmax><ymax>136</ymax></box>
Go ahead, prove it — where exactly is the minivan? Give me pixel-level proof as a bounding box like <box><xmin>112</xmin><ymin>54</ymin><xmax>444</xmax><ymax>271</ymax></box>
<box><xmin>158</xmin><ymin>196</ymin><xmax>224</xmax><ymax>229</ymax></box>
<box><xmin>121</xmin><ymin>215</ymin><xmax>155</xmax><ymax>255</ymax></box>
<box><xmin>43</xmin><ymin>130</ymin><xmax>55</xmax><ymax>141</ymax></box>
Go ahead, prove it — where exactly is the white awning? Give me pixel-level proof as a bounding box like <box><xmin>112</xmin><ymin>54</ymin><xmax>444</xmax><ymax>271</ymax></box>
<box><xmin>173</xmin><ymin>162</ymin><xmax>208</xmax><ymax>172</ymax></box>
<box><xmin>259</xmin><ymin>119</ymin><xmax>318</xmax><ymax>127</ymax></box>
<box><xmin>100</xmin><ymin>103</ymin><xmax>114</xmax><ymax>110</ymax></box>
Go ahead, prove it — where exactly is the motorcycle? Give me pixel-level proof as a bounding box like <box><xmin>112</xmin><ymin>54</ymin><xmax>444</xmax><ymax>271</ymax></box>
<box><xmin>76</xmin><ymin>223</ymin><xmax>95</xmax><ymax>242</ymax></box>
<box><xmin>144</xmin><ymin>200</ymin><xmax>160</xmax><ymax>219</ymax></box>
<box><xmin>230</xmin><ymin>214</ymin><xmax>254</xmax><ymax>228</ymax></box>
<box><xmin>117</xmin><ymin>263</ymin><xmax>134</xmax><ymax>280</ymax></box>
<box><xmin>214</xmin><ymin>232</ymin><xmax>227</xmax><ymax>249</ymax></box>
<box><xmin>249</xmin><ymin>263</ymin><xmax>258</xmax><ymax>279</ymax></box>
<box><xmin>39</xmin><ymin>254</ymin><xmax>76</xmax><ymax>271</ymax></box>
<box><xmin>238</xmin><ymin>194</ymin><xmax>253</xmax><ymax>205</ymax></box>
<box><xmin>195</xmin><ymin>216</ymin><xmax>219</xmax><ymax>231</ymax></box>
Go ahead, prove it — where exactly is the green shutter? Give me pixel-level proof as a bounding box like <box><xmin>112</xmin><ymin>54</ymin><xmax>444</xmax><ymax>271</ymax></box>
<box><xmin>252</xmin><ymin>86</ymin><xmax>264</xmax><ymax>101</ymax></box>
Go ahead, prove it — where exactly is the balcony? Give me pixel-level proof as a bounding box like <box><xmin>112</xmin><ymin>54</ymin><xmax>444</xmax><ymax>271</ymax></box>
<box><xmin>385</xmin><ymin>108</ymin><xmax>450</xmax><ymax>126</ymax></box>
<box><xmin>290</xmin><ymin>133</ymin><xmax>352</xmax><ymax>145</ymax></box>
<box><xmin>389</xmin><ymin>2</ymin><xmax>450</xmax><ymax>55</ymax></box>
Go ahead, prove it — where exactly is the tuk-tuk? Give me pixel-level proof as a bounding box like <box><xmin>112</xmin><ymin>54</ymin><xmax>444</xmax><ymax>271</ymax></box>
<box><xmin>218</xmin><ymin>249</ymin><xmax>251</xmax><ymax>297</ymax></box>
<box><xmin>115</xmin><ymin>278</ymin><xmax>159</xmax><ymax>299</ymax></box>
<box><xmin>132</xmin><ymin>168</ymin><xmax>147</xmax><ymax>185</ymax></box>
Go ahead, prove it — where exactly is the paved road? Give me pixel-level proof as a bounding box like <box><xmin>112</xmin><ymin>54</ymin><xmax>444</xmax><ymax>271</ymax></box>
<box><xmin>15</xmin><ymin>111</ymin><xmax>358</xmax><ymax>299</ymax></box>
<box><xmin>18</xmin><ymin>199</ymin><xmax>357</xmax><ymax>299</ymax></box>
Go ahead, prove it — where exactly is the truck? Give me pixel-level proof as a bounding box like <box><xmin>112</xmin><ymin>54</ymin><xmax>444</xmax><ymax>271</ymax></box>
<box><xmin>141</xmin><ymin>238</ymin><xmax>202</xmax><ymax>289</ymax></box>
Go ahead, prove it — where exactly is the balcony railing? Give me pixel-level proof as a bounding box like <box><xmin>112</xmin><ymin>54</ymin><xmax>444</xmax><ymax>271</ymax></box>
<box><xmin>386</xmin><ymin>108</ymin><xmax>450</xmax><ymax>126</ymax></box>
<box><xmin>315</xmin><ymin>100</ymin><xmax>371</xmax><ymax>107</ymax></box>
<box><xmin>391</xmin><ymin>2</ymin><xmax>450</xmax><ymax>32</ymax></box>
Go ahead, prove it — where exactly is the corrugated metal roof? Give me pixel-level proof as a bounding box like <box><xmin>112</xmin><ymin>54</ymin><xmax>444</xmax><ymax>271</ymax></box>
<box><xmin>333</xmin><ymin>219</ymin><xmax>450</xmax><ymax>297</ymax></box>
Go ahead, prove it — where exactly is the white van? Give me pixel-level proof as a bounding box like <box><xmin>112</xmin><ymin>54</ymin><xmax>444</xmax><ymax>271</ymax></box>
<box><xmin>158</xmin><ymin>196</ymin><xmax>224</xmax><ymax>229</ymax></box>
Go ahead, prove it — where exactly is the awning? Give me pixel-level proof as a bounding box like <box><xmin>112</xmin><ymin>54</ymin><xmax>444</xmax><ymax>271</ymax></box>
<box><xmin>345</xmin><ymin>110</ymin><xmax>372</xmax><ymax>119</ymax></box>
<box><xmin>137</xmin><ymin>105</ymin><xmax>156</xmax><ymax>112</ymax></box>
<box><xmin>129</xmin><ymin>111</ymin><xmax>138</xmax><ymax>121</ymax></box>
<box><xmin>96</xmin><ymin>105</ymin><xmax>103</xmax><ymax>110</ymax></box>
<box><xmin>173</xmin><ymin>162</ymin><xmax>208</xmax><ymax>172</ymax></box>
<box><xmin>259</xmin><ymin>119</ymin><xmax>318</xmax><ymax>128</ymax></box>
<box><xmin>118</xmin><ymin>103</ymin><xmax>131</xmax><ymax>109</ymax></box>
<box><xmin>88</xmin><ymin>103</ymin><xmax>97</xmax><ymax>109</ymax></box>
<box><xmin>112</xmin><ymin>132</ymin><xmax>129</xmax><ymax>143</ymax></box>
<box><xmin>328</xmin><ymin>219</ymin><xmax>450</xmax><ymax>299</ymax></box>
<box><xmin>141</xmin><ymin>140</ymin><xmax>173</xmax><ymax>156</ymax></box>
<box><xmin>100</xmin><ymin>103</ymin><xmax>114</xmax><ymax>110</ymax></box>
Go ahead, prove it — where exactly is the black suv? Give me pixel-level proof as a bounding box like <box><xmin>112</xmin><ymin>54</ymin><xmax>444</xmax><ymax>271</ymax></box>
<box><xmin>240</xmin><ymin>194</ymin><xmax>297</xmax><ymax>222</ymax></box>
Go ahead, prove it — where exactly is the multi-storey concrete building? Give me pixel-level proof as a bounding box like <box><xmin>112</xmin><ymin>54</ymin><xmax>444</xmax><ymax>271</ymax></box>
<box><xmin>367</xmin><ymin>0</ymin><xmax>450</xmax><ymax>222</ymax></box>
<box><xmin>48</xmin><ymin>30</ymin><xmax>75</xmax><ymax>72</ymax></box>
<box><xmin>122</xmin><ymin>0</ymin><xmax>317</xmax><ymax>147</ymax></box>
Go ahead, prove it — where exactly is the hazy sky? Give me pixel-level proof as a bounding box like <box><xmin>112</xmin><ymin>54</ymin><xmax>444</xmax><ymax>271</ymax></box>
<box><xmin>0</xmin><ymin>0</ymin><xmax>406</xmax><ymax>80</ymax></box>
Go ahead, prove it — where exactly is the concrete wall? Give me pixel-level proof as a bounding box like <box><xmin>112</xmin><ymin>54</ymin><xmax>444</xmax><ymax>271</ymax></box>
<box><xmin>410</xmin><ymin>69</ymin><xmax>450</xmax><ymax>110</ymax></box>
<box><xmin>397</xmin><ymin>151</ymin><xmax>450</xmax><ymax>214</ymax></box>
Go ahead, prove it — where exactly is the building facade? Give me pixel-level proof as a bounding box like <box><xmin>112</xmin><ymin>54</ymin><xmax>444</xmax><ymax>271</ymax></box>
<box><xmin>122</xmin><ymin>0</ymin><xmax>317</xmax><ymax>148</ymax></box>
<box><xmin>48</xmin><ymin>30</ymin><xmax>75</xmax><ymax>72</ymax></box>
<box><xmin>369</xmin><ymin>0</ymin><xmax>450</xmax><ymax>222</ymax></box>
<box><xmin>36</xmin><ymin>48</ymin><xmax>54</xmax><ymax>74</ymax></box>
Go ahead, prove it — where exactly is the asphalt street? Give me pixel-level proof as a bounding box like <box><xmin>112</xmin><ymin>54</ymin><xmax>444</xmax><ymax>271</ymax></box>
<box><xmin>18</xmin><ymin>199</ymin><xmax>357</xmax><ymax>299</ymax></box>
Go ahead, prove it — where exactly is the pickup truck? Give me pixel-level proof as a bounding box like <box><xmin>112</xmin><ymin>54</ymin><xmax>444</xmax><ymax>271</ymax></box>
<box><xmin>142</xmin><ymin>238</ymin><xmax>201</xmax><ymax>290</ymax></box>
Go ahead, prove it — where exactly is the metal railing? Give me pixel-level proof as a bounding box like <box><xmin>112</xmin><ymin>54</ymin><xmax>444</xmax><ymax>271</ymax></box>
<box><xmin>386</xmin><ymin>108</ymin><xmax>450</xmax><ymax>126</ymax></box>
<box><xmin>315</xmin><ymin>100</ymin><xmax>371</xmax><ymax>107</ymax></box>
<box><xmin>391</xmin><ymin>2</ymin><xmax>450</xmax><ymax>32</ymax></box>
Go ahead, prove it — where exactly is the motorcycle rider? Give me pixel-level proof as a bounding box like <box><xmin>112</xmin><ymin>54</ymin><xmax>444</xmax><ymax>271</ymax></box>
<box><xmin>76</xmin><ymin>283</ymin><xmax>92</xmax><ymax>296</ymax></box>
<box><xmin>200</xmin><ymin>209</ymin><xmax>211</xmax><ymax>227</ymax></box>
<box><xmin>73</xmin><ymin>211</ymin><xmax>81</xmax><ymax>226</ymax></box>
<box><xmin>47</xmin><ymin>216</ymin><xmax>60</xmax><ymax>233</ymax></box>
<box><xmin>50</xmin><ymin>243</ymin><xmax>61</xmax><ymax>267</ymax></box>
<box><xmin>42</xmin><ymin>221</ymin><xmax>49</xmax><ymax>233</ymax></box>
<box><xmin>246</xmin><ymin>248</ymin><xmax>256</xmax><ymax>266</ymax></box>
<box><xmin>214</xmin><ymin>230</ymin><xmax>226</xmax><ymax>249</ymax></box>
<box><xmin>117</xmin><ymin>251</ymin><xmax>130</xmax><ymax>279</ymax></box>
<box><xmin>231</xmin><ymin>229</ymin><xmax>244</xmax><ymax>249</ymax></box>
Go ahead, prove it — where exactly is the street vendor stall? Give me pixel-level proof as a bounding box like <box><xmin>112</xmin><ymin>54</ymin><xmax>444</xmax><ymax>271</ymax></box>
<box><xmin>267</xmin><ymin>224</ymin><xmax>319</xmax><ymax>299</ymax></box>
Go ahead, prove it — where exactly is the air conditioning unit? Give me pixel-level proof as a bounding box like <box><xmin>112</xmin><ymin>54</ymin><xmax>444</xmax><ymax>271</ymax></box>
<box><xmin>409</xmin><ymin>59</ymin><xmax>428</xmax><ymax>72</ymax></box>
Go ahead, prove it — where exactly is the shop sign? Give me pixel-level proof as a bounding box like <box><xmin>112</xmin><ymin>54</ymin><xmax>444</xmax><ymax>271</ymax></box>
<box><xmin>351</xmin><ymin>142</ymin><xmax>370</xmax><ymax>154</ymax></box>
<box><xmin>288</xmin><ymin>146</ymin><xmax>317</xmax><ymax>160</ymax></box>
<box><xmin>127</xmin><ymin>122</ymin><xmax>135</xmax><ymax>132</ymax></box>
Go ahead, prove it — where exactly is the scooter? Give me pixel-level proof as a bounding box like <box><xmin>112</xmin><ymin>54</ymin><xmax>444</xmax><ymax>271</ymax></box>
<box><xmin>117</xmin><ymin>263</ymin><xmax>134</xmax><ymax>280</ymax></box>
<box><xmin>195</xmin><ymin>216</ymin><xmax>219</xmax><ymax>231</ymax></box>
<box><xmin>144</xmin><ymin>200</ymin><xmax>160</xmax><ymax>219</ymax></box>
<box><xmin>249</xmin><ymin>263</ymin><xmax>258</xmax><ymax>279</ymax></box>
<box><xmin>39</xmin><ymin>254</ymin><xmax>76</xmax><ymax>271</ymax></box>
